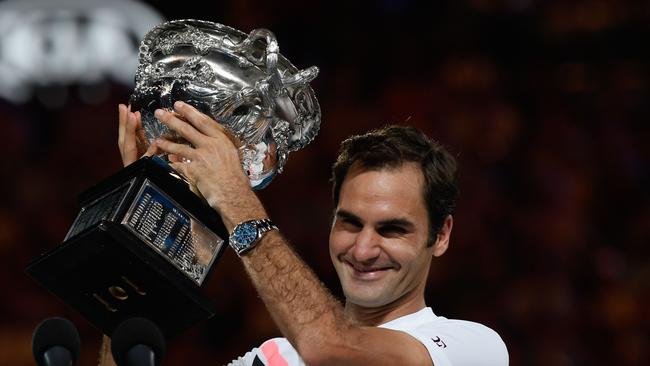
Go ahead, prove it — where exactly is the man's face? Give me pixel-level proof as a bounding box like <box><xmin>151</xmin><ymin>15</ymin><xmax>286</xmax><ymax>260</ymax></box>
<box><xmin>329</xmin><ymin>162</ymin><xmax>434</xmax><ymax>308</ymax></box>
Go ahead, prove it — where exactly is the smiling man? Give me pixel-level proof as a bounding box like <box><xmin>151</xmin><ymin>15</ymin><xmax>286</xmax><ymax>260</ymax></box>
<box><xmin>103</xmin><ymin>103</ymin><xmax>508</xmax><ymax>366</ymax></box>
<box><xmin>330</xmin><ymin>162</ymin><xmax>446</xmax><ymax>320</ymax></box>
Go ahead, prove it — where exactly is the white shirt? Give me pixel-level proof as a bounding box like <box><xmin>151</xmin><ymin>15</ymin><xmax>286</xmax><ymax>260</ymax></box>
<box><xmin>228</xmin><ymin>307</ymin><xmax>508</xmax><ymax>366</ymax></box>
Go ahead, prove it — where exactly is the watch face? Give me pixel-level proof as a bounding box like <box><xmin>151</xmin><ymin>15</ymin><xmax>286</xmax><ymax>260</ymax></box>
<box><xmin>234</xmin><ymin>223</ymin><xmax>258</xmax><ymax>245</ymax></box>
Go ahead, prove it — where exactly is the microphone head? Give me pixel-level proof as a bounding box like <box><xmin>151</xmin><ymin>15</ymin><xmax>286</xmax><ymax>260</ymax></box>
<box><xmin>32</xmin><ymin>317</ymin><xmax>81</xmax><ymax>366</ymax></box>
<box><xmin>111</xmin><ymin>317</ymin><xmax>166</xmax><ymax>366</ymax></box>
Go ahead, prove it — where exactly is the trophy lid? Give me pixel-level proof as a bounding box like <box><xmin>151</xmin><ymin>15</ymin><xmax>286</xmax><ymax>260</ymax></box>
<box><xmin>131</xmin><ymin>19</ymin><xmax>321</xmax><ymax>189</ymax></box>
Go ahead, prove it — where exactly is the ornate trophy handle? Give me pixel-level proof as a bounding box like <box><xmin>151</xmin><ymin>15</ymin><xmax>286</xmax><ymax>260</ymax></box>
<box><xmin>237</xmin><ymin>28</ymin><xmax>283</xmax><ymax>116</ymax></box>
<box><xmin>282</xmin><ymin>66</ymin><xmax>319</xmax><ymax>88</ymax></box>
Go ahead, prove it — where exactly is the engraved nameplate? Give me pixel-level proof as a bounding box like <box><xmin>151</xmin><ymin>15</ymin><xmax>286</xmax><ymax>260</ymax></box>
<box><xmin>65</xmin><ymin>179</ymin><xmax>135</xmax><ymax>241</ymax></box>
<box><xmin>122</xmin><ymin>180</ymin><xmax>223</xmax><ymax>285</ymax></box>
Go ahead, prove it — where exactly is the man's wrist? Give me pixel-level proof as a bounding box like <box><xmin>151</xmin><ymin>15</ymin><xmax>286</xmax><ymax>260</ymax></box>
<box><xmin>221</xmin><ymin>207</ymin><xmax>269</xmax><ymax>232</ymax></box>
<box><xmin>228</xmin><ymin>218</ymin><xmax>278</xmax><ymax>256</ymax></box>
<box><xmin>205</xmin><ymin>188</ymin><xmax>267</xmax><ymax>231</ymax></box>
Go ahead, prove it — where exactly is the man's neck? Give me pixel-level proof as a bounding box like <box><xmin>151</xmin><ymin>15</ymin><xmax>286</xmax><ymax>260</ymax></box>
<box><xmin>344</xmin><ymin>295</ymin><xmax>426</xmax><ymax>327</ymax></box>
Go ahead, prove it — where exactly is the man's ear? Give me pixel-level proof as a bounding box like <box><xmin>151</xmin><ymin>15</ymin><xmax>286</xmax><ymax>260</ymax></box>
<box><xmin>432</xmin><ymin>215</ymin><xmax>453</xmax><ymax>257</ymax></box>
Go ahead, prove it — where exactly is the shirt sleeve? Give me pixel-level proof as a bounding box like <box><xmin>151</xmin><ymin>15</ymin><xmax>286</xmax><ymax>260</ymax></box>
<box><xmin>226</xmin><ymin>348</ymin><xmax>261</xmax><ymax>366</ymax></box>
<box><xmin>406</xmin><ymin>320</ymin><xmax>509</xmax><ymax>366</ymax></box>
<box><xmin>227</xmin><ymin>338</ymin><xmax>305</xmax><ymax>366</ymax></box>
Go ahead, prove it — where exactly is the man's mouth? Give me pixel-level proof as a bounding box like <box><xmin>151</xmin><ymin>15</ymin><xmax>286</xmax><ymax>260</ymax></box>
<box><xmin>344</xmin><ymin>260</ymin><xmax>394</xmax><ymax>279</ymax></box>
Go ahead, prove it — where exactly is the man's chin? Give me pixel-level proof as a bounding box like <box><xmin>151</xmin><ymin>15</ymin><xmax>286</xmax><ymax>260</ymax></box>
<box><xmin>343</xmin><ymin>288</ymin><xmax>392</xmax><ymax>308</ymax></box>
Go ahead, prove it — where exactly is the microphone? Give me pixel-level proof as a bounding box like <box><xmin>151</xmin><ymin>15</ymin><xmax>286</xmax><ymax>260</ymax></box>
<box><xmin>32</xmin><ymin>317</ymin><xmax>81</xmax><ymax>366</ymax></box>
<box><xmin>111</xmin><ymin>317</ymin><xmax>166</xmax><ymax>366</ymax></box>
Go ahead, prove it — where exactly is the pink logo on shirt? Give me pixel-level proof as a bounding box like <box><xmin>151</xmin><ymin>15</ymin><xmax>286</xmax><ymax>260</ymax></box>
<box><xmin>261</xmin><ymin>340</ymin><xmax>290</xmax><ymax>366</ymax></box>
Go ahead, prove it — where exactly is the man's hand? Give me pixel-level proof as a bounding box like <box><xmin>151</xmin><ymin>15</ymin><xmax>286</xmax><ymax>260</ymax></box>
<box><xmin>152</xmin><ymin>101</ymin><xmax>267</xmax><ymax>229</ymax></box>
<box><xmin>117</xmin><ymin>104</ymin><xmax>156</xmax><ymax>167</ymax></box>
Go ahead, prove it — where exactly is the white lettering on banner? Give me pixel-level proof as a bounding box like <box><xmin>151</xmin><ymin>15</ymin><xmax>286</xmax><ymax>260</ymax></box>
<box><xmin>0</xmin><ymin>0</ymin><xmax>165</xmax><ymax>104</ymax></box>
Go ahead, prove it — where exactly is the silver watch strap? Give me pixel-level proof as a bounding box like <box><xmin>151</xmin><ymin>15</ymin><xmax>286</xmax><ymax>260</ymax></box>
<box><xmin>256</xmin><ymin>218</ymin><xmax>278</xmax><ymax>236</ymax></box>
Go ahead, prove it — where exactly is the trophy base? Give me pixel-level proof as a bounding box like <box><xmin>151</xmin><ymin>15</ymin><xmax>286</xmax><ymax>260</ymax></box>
<box><xmin>26</xmin><ymin>221</ymin><xmax>215</xmax><ymax>338</ymax></box>
<box><xmin>26</xmin><ymin>157</ymin><xmax>228</xmax><ymax>338</ymax></box>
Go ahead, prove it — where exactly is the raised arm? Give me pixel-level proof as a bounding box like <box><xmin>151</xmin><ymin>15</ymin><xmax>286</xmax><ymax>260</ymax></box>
<box><xmin>152</xmin><ymin>101</ymin><xmax>434</xmax><ymax>366</ymax></box>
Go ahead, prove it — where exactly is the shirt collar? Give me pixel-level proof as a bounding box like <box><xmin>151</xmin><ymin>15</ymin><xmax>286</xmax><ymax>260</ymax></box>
<box><xmin>378</xmin><ymin>307</ymin><xmax>437</xmax><ymax>330</ymax></box>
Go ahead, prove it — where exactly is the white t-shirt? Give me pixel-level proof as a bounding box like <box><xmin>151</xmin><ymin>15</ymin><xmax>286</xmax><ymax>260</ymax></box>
<box><xmin>227</xmin><ymin>307</ymin><xmax>508</xmax><ymax>366</ymax></box>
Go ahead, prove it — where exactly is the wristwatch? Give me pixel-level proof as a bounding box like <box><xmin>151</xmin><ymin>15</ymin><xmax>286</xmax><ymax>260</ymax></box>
<box><xmin>228</xmin><ymin>218</ymin><xmax>278</xmax><ymax>256</ymax></box>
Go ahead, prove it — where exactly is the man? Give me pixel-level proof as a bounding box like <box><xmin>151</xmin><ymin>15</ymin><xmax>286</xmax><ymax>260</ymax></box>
<box><xmin>102</xmin><ymin>102</ymin><xmax>508</xmax><ymax>365</ymax></box>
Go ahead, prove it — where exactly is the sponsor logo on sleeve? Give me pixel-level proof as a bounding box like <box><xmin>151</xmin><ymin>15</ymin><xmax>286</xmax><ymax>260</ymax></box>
<box><xmin>432</xmin><ymin>336</ymin><xmax>447</xmax><ymax>348</ymax></box>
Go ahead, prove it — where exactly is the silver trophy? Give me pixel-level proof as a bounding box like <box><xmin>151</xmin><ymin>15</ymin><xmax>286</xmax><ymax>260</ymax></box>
<box><xmin>27</xmin><ymin>19</ymin><xmax>320</xmax><ymax>337</ymax></box>
<box><xmin>131</xmin><ymin>19</ymin><xmax>321</xmax><ymax>189</ymax></box>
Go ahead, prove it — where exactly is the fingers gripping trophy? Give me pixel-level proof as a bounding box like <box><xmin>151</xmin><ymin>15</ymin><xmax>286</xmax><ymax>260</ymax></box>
<box><xmin>26</xmin><ymin>19</ymin><xmax>320</xmax><ymax>338</ymax></box>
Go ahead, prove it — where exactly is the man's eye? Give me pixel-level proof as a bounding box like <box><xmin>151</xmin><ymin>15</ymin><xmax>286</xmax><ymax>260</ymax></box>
<box><xmin>343</xmin><ymin>219</ymin><xmax>362</xmax><ymax>227</ymax></box>
<box><xmin>378</xmin><ymin>226</ymin><xmax>407</xmax><ymax>237</ymax></box>
<box><xmin>338</xmin><ymin>218</ymin><xmax>362</xmax><ymax>230</ymax></box>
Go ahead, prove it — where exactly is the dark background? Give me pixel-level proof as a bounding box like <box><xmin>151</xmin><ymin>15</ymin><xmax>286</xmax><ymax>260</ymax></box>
<box><xmin>1</xmin><ymin>0</ymin><xmax>649</xmax><ymax>365</ymax></box>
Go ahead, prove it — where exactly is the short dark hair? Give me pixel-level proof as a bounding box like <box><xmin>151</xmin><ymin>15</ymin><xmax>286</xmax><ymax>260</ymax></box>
<box><xmin>331</xmin><ymin>125</ymin><xmax>459</xmax><ymax>246</ymax></box>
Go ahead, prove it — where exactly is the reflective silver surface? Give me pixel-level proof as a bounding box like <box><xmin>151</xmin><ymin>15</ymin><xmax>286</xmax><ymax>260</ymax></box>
<box><xmin>131</xmin><ymin>19</ymin><xmax>320</xmax><ymax>189</ymax></box>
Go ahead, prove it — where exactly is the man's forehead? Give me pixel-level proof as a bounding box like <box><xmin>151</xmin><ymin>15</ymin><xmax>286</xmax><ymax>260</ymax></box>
<box><xmin>337</xmin><ymin>163</ymin><xmax>427</xmax><ymax>219</ymax></box>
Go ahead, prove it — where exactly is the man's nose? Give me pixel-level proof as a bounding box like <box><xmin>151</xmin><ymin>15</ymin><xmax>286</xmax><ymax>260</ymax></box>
<box><xmin>350</xmin><ymin>228</ymin><xmax>381</xmax><ymax>263</ymax></box>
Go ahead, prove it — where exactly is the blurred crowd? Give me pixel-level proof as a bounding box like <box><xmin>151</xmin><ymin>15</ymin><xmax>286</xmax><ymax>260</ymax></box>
<box><xmin>1</xmin><ymin>0</ymin><xmax>648</xmax><ymax>365</ymax></box>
